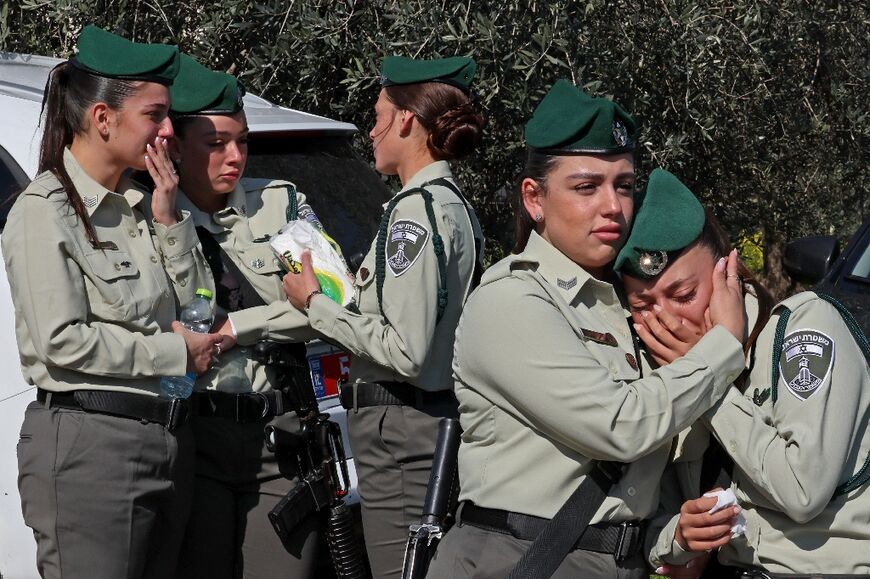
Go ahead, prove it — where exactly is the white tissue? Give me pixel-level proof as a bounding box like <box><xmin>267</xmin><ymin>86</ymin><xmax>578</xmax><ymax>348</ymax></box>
<box><xmin>703</xmin><ymin>488</ymin><xmax>747</xmax><ymax>537</ymax></box>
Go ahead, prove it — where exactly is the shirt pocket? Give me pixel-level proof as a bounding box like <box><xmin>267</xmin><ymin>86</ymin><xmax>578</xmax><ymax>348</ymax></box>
<box><xmin>81</xmin><ymin>249</ymin><xmax>142</xmax><ymax>319</ymax></box>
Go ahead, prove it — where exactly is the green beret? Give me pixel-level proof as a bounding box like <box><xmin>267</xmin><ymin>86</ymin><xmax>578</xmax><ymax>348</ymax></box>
<box><xmin>614</xmin><ymin>168</ymin><xmax>706</xmax><ymax>278</ymax></box>
<box><xmin>72</xmin><ymin>25</ymin><xmax>179</xmax><ymax>84</ymax></box>
<box><xmin>170</xmin><ymin>54</ymin><xmax>244</xmax><ymax>115</ymax></box>
<box><xmin>381</xmin><ymin>55</ymin><xmax>476</xmax><ymax>93</ymax></box>
<box><xmin>525</xmin><ymin>79</ymin><xmax>636</xmax><ymax>153</ymax></box>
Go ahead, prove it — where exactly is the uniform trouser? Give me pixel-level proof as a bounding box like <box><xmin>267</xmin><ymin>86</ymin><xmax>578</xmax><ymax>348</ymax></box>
<box><xmin>176</xmin><ymin>413</ymin><xmax>321</xmax><ymax>579</ymax></box>
<box><xmin>426</xmin><ymin>521</ymin><xmax>648</xmax><ymax>579</ymax></box>
<box><xmin>17</xmin><ymin>399</ymin><xmax>194</xmax><ymax>579</ymax></box>
<box><xmin>348</xmin><ymin>400</ymin><xmax>458</xmax><ymax>579</ymax></box>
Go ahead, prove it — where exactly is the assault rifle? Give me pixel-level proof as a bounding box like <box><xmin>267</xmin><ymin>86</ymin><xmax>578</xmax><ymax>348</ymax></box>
<box><xmin>254</xmin><ymin>341</ymin><xmax>367</xmax><ymax>579</ymax></box>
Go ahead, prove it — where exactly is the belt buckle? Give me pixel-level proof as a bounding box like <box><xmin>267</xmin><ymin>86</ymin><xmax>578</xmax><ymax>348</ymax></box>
<box><xmin>613</xmin><ymin>521</ymin><xmax>638</xmax><ymax>563</ymax></box>
<box><xmin>167</xmin><ymin>397</ymin><xmax>186</xmax><ymax>431</ymax></box>
<box><xmin>236</xmin><ymin>392</ymin><xmax>269</xmax><ymax>423</ymax></box>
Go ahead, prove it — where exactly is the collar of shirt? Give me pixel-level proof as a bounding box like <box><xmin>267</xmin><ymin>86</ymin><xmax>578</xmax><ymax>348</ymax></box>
<box><xmin>175</xmin><ymin>182</ymin><xmax>248</xmax><ymax>234</ymax></box>
<box><xmin>63</xmin><ymin>148</ymin><xmax>144</xmax><ymax>216</ymax></box>
<box><xmin>519</xmin><ymin>230</ymin><xmax>613</xmax><ymax>303</ymax></box>
<box><xmin>383</xmin><ymin>160</ymin><xmax>454</xmax><ymax>209</ymax></box>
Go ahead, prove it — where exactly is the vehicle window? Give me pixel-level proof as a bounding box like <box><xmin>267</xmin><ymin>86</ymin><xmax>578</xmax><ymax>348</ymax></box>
<box><xmin>0</xmin><ymin>145</ymin><xmax>30</xmax><ymax>232</ymax></box>
<box><xmin>846</xmin><ymin>240</ymin><xmax>870</xmax><ymax>282</ymax></box>
<box><xmin>246</xmin><ymin>135</ymin><xmax>389</xmax><ymax>271</ymax></box>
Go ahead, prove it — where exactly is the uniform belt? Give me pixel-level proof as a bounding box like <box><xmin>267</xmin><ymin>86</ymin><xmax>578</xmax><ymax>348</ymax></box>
<box><xmin>191</xmin><ymin>390</ymin><xmax>286</xmax><ymax>422</ymax></box>
<box><xmin>735</xmin><ymin>570</ymin><xmax>870</xmax><ymax>579</ymax></box>
<box><xmin>459</xmin><ymin>502</ymin><xmax>644</xmax><ymax>562</ymax></box>
<box><xmin>37</xmin><ymin>388</ymin><xmax>189</xmax><ymax>431</ymax></box>
<box><xmin>338</xmin><ymin>381</ymin><xmax>456</xmax><ymax>410</ymax></box>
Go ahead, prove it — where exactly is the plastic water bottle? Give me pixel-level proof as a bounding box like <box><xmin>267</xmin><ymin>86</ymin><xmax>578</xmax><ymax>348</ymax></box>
<box><xmin>159</xmin><ymin>288</ymin><xmax>215</xmax><ymax>398</ymax></box>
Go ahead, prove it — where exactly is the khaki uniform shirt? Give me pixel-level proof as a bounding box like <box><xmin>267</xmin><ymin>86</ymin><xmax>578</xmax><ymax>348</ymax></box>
<box><xmin>178</xmin><ymin>178</ymin><xmax>320</xmax><ymax>393</ymax></box>
<box><xmin>706</xmin><ymin>292</ymin><xmax>870</xmax><ymax>573</ymax></box>
<box><xmin>305</xmin><ymin>161</ymin><xmax>483</xmax><ymax>392</ymax></box>
<box><xmin>453</xmin><ymin>231</ymin><xmax>745</xmax><ymax>521</ymax></box>
<box><xmin>2</xmin><ymin>149</ymin><xmax>212</xmax><ymax>395</ymax></box>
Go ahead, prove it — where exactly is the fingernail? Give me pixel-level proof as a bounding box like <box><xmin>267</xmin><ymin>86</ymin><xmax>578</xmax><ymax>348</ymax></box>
<box><xmin>655</xmin><ymin>568</ymin><xmax>664</xmax><ymax>574</ymax></box>
<box><xmin>633</xmin><ymin>323</ymin><xmax>642</xmax><ymax>332</ymax></box>
<box><xmin>715</xmin><ymin>257</ymin><xmax>726</xmax><ymax>272</ymax></box>
<box><xmin>653</xmin><ymin>304</ymin><xmax>662</xmax><ymax>312</ymax></box>
<box><xmin>144</xmin><ymin>154</ymin><xmax>149</xmax><ymax>161</ymax></box>
<box><xmin>641</xmin><ymin>310</ymin><xmax>648</xmax><ymax>318</ymax></box>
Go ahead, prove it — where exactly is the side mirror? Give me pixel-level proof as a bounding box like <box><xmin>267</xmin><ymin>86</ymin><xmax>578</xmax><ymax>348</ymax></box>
<box><xmin>783</xmin><ymin>235</ymin><xmax>840</xmax><ymax>284</ymax></box>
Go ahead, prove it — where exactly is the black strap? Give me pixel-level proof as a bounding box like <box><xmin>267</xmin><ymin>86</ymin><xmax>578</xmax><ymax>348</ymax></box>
<box><xmin>507</xmin><ymin>461</ymin><xmax>624</xmax><ymax>579</ymax></box>
<box><xmin>338</xmin><ymin>381</ymin><xmax>456</xmax><ymax>410</ymax></box>
<box><xmin>191</xmin><ymin>390</ymin><xmax>287</xmax><ymax>422</ymax></box>
<box><xmin>37</xmin><ymin>388</ymin><xmax>190</xmax><ymax>431</ymax></box>
<box><xmin>460</xmin><ymin>503</ymin><xmax>642</xmax><ymax>558</ymax></box>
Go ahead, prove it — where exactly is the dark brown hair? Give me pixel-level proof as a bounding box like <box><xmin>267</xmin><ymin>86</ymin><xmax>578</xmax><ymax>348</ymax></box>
<box><xmin>383</xmin><ymin>82</ymin><xmax>485</xmax><ymax>161</ymax></box>
<box><xmin>39</xmin><ymin>62</ymin><xmax>141</xmax><ymax>245</ymax></box>
<box><xmin>693</xmin><ymin>207</ymin><xmax>775</xmax><ymax>355</ymax></box>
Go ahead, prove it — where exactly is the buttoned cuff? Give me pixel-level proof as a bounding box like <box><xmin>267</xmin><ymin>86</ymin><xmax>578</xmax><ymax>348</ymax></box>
<box><xmin>152</xmin><ymin>210</ymin><xmax>199</xmax><ymax>261</ymax></box>
<box><xmin>150</xmin><ymin>333</ymin><xmax>189</xmax><ymax>376</ymax></box>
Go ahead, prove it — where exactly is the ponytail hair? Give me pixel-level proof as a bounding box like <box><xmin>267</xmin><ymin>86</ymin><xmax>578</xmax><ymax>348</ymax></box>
<box><xmin>39</xmin><ymin>62</ymin><xmax>141</xmax><ymax>245</ymax></box>
<box><xmin>383</xmin><ymin>82</ymin><xmax>485</xmax><ymax>161</ymax></box>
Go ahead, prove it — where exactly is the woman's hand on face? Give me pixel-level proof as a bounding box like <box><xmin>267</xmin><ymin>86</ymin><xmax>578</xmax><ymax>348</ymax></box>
<box><xmin>634</xmin><ymin>306</ymin><xmax>706</xmax><ymax>365</ymax></box>
<box><xmin>146</xmin><ymin>136</ymin><xmax>179</xmax><ymax>225</ymax></box>
<box><xmin>172</xmin><ymin>321</ymin><xmax>223</xmax><ymax>375</ymax></box>
<box><xmin>282</xmin><ymin>250</ymin><xmax>321</xmax><ymax>312</ymax></box>
<box><xmin>708</xmin><ymin>249</ymin><xmax>746</xmax><ymax>343</ymax></box>
<box><xmin>654</xmin><ymin>552</ymin><xmax>711</xmax><ymax>579</ymax></box>
<box><xmin>675</xmin><ymin>494</ymin><xmax>738</xmax><ymax>553</ymax></box>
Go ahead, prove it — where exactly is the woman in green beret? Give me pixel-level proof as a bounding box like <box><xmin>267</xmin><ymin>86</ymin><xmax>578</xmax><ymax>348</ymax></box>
<box><xmin>425</xmin><ymin>81</ymin><xmax>747</xmax><ymax>579</ymax></box>
<box><xmin>3</xmin><ymin>26</ymin><xmax>222</xmax><ymax>579</ymax></box>
<box><xmin>280</xmin><ymin>54</ymin><xmax>486</xmax><ymax>578</ymax></box>
<box><xmin>617</xmin><ymin>170</ymin><xmax>870</xmax><ymax>578</ymax></box>
<box><xmin>166</xmin><ymin>53</ymin><xmax>324</xmax><ymax>579</ymax></box>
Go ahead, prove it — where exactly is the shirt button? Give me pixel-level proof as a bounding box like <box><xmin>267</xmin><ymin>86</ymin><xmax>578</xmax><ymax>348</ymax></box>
<box><xmin>150</xmin><ymin>255</ymin><xmax>159</xmax><ymax>263</ymax></box>
<box><xmin>167</xmin><ymin>238</ymin><xmax>177</xmax><ymax>246</ymax></box>
<box><xmin>626</xmin><ymin>486</ymin><xmax>637</xmax><ymax>497</ymax></box>
<box><xmin>128</xmin><ymin>230</ymin><xmax>137</xmax><ymax>238</ymax></box>
<box><xmin>114</xmin><ymin>263</ymin><xmax>121</xmax><ymax>271</ymax></box>
<box><xmin>729</xmin><ymin>441</ymin><xmax>738</xmax><ymax>453</ymax></box>
<box><xmin>180</xmin><ymin>279</ymin><xmax>188</xmax><ymax>287</ymax></box>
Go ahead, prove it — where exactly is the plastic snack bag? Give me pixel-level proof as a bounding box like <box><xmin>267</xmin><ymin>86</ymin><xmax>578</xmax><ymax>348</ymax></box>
<box><xmin>270</xmin><ymin>220</ymin><xmax>355</xmax><ymax>306</ymax></box>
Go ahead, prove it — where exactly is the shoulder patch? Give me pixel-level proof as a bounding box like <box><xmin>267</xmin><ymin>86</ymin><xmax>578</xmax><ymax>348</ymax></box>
<box><xmin>779</xmin><ymin>328</ymin><xmax>835</xmax><ymax>401</ymax></box>
<box><xmin>386</xmin><ymin>219</ymin><xmax>429</xmax><ymax>277</ymax></box>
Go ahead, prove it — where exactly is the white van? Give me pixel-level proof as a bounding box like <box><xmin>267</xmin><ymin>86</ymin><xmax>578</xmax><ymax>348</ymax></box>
<box><xmin>0</xmin><ymin>52</ymin><xmax>384</xmax><ymax>578</ymax></box>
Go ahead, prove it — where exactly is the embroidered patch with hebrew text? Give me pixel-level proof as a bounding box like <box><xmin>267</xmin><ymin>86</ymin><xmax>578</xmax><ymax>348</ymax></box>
<box><xmin>779</xmin><ymin>329</ymin><xmax>835</xmax><ymax>401</ymax></box>
<box><xmin>387</xmin><ymin>219</ymin><xmax>429</xmax><ymax>277</ymax></box>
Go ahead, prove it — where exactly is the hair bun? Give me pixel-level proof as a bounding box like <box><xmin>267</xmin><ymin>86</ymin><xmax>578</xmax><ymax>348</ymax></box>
<box><xmin>428</xmin><ymin>101</ymin><xmax>485</xmax><ymax>160</ymax></box>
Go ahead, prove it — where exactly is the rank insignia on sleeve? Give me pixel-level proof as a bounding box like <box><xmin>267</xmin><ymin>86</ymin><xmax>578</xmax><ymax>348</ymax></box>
<box><xmin>779</xmin><ymin>329</ymin><xmax>835</xmax><ymax>401</ymax></box>
<box><xmin>387</xmin><ymin>219</ymin><xmax>429</xmax><ymax>277</ymax></box>
<box><xmin>557</xmin><ymin>277</ymin><xmax>577</xmax><ymax>290</ymax></box>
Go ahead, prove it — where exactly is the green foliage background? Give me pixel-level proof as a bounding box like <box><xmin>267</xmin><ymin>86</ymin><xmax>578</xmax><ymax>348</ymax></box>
<box><xmin>2</xmin><ymin>0</ymin><xmax>867</xmax><ymax>297</ymax></box>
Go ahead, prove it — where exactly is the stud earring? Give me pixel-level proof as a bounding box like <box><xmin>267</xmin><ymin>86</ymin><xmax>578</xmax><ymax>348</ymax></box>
<box><xmin>534</xmin><ymin>213</ymin><xmax>543</xmax><ymax>222</ymax></box>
